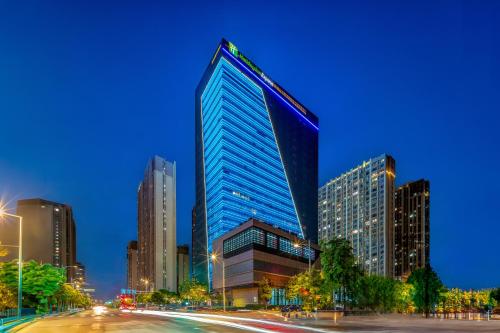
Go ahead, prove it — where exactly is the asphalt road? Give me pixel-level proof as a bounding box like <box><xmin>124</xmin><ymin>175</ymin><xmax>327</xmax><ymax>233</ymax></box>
<box><xmin>13</xmin><ymin>309</ymin><xmax>500</xmax><ymax>333</ymax></box>
<box><xmin>13</xmin><ymin>309</ymin><xmax>266</xmax><ymax>333</ymax></box>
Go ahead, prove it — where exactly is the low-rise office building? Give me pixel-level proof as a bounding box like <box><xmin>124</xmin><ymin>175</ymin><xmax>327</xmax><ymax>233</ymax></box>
<box><xmin>212</xmin><ymin>218</ymin><xmax>319</xmax><ymax>307</ymax></box>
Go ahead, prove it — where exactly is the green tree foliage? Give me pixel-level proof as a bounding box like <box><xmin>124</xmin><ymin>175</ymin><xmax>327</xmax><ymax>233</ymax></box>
<box><xmin>179</xmin><ymin>278</ymin><xmax>209</xmax><ymax>306</ymax></box>
<box><xmin>158</xmin><ymin>289</ymin><xmax>179</xmax><ymax>304</ymax></box>
<box><xmin>150</xmin><ymin>291</ymin><xmax>165</xmax><ymax>305</ymax></box>
<box><xmin>0</xmin><ymin>282</ymin><xmax>16</xmax><ymax>311</ymax></box>
<box><xmin>394</xmin><ymin>282</ymin><xmax>415</xmax><ymax>314</ymax></box>
<box><xmin>286</xmin><ymin>269</ymin><xmax>322</xmax><ymax>312</ymax></box>
<box><xmin>136</xmin><ymin>292</ymin><xmax>151</xmax><ymax>304</ymax></box>
<box><xmin>0</xmin><ymin>260</ymin><xmax>86</xmax><ymax>313</ymax></box>
<box><xmin>22</xmin><ymin>261</ymin><xmax>66</xmax><ymax>313</ymax></box>
<box><xmin>53</xmin><ymin>284</ymin><xmax>92</xmax><ymax>310</ymax></box>
<box><xmin>407</xmin><ymin>265</ymin><xmax>443</xmax><ymax>317</ymax></box>
<box><xmin>490</xmin><ymin>288</ymin><xmax>500</xmax><ymax>303</ymax></box>
<box><xmin>353</xmin><ymin>275</ymin><xmax>399</xmax><ymax>313</ymax></box>
<box><xmin>320</xmin><ymin>238</ymin><xmax>362</xmax><ymax>308</ymax></box>
<box><xmin>0</xmin><ymin>261</ymin><xmax>19</xmax><ymax>288</ymax></box>
<box><xmin>257</xmin><ymin>277</ymin><xmax>272</xmax><ymax>309</ymax></box>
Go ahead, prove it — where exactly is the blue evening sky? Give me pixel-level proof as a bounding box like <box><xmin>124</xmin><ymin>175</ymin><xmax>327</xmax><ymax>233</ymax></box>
<box><xmin>1</xmin><ymin>1</ymin><xmax>499</xmax><ymax>298</ymax></box>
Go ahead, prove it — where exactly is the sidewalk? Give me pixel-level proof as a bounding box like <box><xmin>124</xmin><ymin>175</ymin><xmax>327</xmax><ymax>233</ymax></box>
<box><xmin>2</xmin><ymin>309</ymin><xmax>83</xmax><ymax>333</ymax></box>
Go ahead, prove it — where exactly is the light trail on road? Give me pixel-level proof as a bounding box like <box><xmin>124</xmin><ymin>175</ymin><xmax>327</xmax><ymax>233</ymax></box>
<box><xmin>127</xmin><ymin>310</ymin><xmax>277</xmax><ymax>333</ymax></box>
<box><xmin>129</xmin><ymin>310</ymin><xmax>342</xmax><ymax>333</ymax></box>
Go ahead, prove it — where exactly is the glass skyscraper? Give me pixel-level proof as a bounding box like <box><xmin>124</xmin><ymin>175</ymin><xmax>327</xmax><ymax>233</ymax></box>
<box><xmin>193</xmin><ymin>39</ymin><xmax>318</xmax><ymax>285</ymax></box>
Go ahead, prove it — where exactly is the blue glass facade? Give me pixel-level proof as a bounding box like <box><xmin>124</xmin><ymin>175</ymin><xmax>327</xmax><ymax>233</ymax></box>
<box><xmin>193</xmin><ymin>40</ymin><xmax>318</xmax><ymax>286</ymax></box>
<box><xmin>202</xmin><ymin>58</ymin><xmax>303</xmax><ymax>257</ymax></box>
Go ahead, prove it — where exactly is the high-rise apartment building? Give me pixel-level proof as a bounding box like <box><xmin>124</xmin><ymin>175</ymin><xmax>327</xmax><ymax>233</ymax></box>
<box><xmin>394</xmin><ymin>179</ymin><xmax>430</xmax><ymax>279</ymax></box>
<box><xmin>127</xmin><ymin>240</ymin><xmax>138</xmax><ymax>290</ymax></box>
<box><xmin>318</xmin><ymin>155</ymin><xmax>395</xmax><ymax>276</ymax></box>
<box><xmin>74</xmin><ymin>261</ymin><xmax>86</xmax><ymax>287</ymax></box>
<box><xmin>176</xmin><ymin>245</ymin><xmax>189</xmax><ymax>291</ymax></box>
<box><xmin>0</xmin><ymin>198</ymin><xmax>77</xmax><ymax>282</ymax></box>
<box><xmin>193</xmin><ymin>39</ymin><xmax>319</xmax><ymax>285</ymax></box>
<box><xmin>137</xmin><ymin>156</ymin><xmax>177</xmax><ymax>292</ymax></box>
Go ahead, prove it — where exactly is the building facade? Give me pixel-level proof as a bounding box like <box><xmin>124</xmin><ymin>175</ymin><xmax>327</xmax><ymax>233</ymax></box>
<box><xmin>318</xmin><ymin>155</ymin><xmax>395</xmax><ymax>276</ymax></box>
<box><xmin>176</xmin><ymin>245</ymin><xmax>189</xmax><ymax>291</ymax></box>
<box><xmin>394</xmin><ymin>179</ymin><xmax>430</xmax><ymax>279</ymax></box>
<box><xmin>137</xmin><ymin>156</ymin><xmax>177</xmax><ymax>292</ymax></box>
<box><xmin>212</xmin><ymin>218</ymin><xmax>319</xmax><ymax>307</ymax></box>
<box><xmin>74</xmin><ymin>261</ymin><xmax>86</xmax><ymax>286</ymax></box>
<box><xmin>127</xmin><ymin>240</ymin><xmax>138</xmax><ymax>290</ymax></box>
<box><xmin>194</xmin><ymin>39</ymin><xmax>319</xmax><ymax>286</ymax></box>
<box><xmin>0</xmin><ymin>198</ymin><xmax>77</xmax><ymax>282</ymax></box>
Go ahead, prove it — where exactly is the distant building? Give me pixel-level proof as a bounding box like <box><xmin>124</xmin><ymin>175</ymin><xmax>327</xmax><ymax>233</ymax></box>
<box><xmin>212</xmin><ymin>218</ymin><xmax>319</xmax><ymax>307</ymax></box>
<box><xmin>191</xmin><ymin>206</ymin><xmax>196</xmax><ymax>276</ymax></box>
<box><xmin>127</xmin><ymin>240</ymin><xmax>138</xmax><ymax>290</ymax></box>
<box><xmin>74</xmin><ymin>261</ymin><xmax>86</xmax><ymax>286</ymax></box>
<box><xmin>137</xmin><ymin>156</ymin><xmax>177</xmax><ymax>292</ymax></box>
<box><xmin>394</xmin><ymin>179</ymin><xmax>430</xmax><ymax>279</ymax></box>
<box><xmin>194</xmin><ymin>39</ymin><xmax>319</xmax><ymax>287</ymax></box>
<box><xmin>318</xmin><ymin>154</ymin><xmax>396</xmax><ymax>277</ymax></box>
<box><xmin>1</xmin><ymin>198</ymin><xmax>78</xmax><ymax>282</ymax></box>
<box><xmin>176</xmin><ymin>245</ymin><xmax>189</xmax><ymax>291</ymax></box>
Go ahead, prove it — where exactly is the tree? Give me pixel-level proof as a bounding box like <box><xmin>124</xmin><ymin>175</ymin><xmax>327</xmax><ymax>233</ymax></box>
<box><xmin>54</xmin><ymin>284</ymin><xmax>91</xmax><ymax>310</ymax></box>
<box><xmin>286</xmin><ymin>269</ymin><xmax>322</xmax><ymax>312</ymax></box>
<box><xmin>395</xmin><ymin>282</ymin><xmax>415</xmax><ymax>314</ymax></box>
<box><xmin>179</xmin><ymin>278</ymin><xmax>209</xmax><ymax>306</ymax></box>
<box><xmin>158</xmin><ymin>289</ymin><xmax>179</xmax><ymax>304</ymax></box>
<box><xmin>407</xmin><ymin>265</ymin><xmax>443</xmax><ymax>317</ymax></box>
<box><xmin>136</xmin><ymin>292</ymin><xmax>152</xmax><ymax>304</ymax></box>
<box><xmin>150</xmin><ymin>291</ymin><xmax>165</xmax><ymax>305</ymax></box>
<box><xmin>353</xmin><ymin>275</ymin><xmax>398</xmax><ymax>313</ymax></box>
<box><xmin>0</xmin><ymin>260</ymin><xmax>19</xmax><ymax>288</ymax></box>
<box><xmin>0</xmin><ymin>282</ymin><xmax>16</xmax><ymax>311</ymax></box>
<box><xmin>0</xmin><ymin>260</ymin><xmax>66</xmax><ymax>313</ymax></box>
<box><xmin>320</xmin><ymin>238</ymin><xmax>362</xmax><ymax>308</ymax></box>
<box><xmin>22</xmin><ymin>261</ymin><xmax>66</xmax><ymax>313</ymax></box>
<box><xmin>258</xmin><ymin>277</ymin><xmax>272</xmax><ymax>309</ymax></box>
<box><xmin>490</xmin><ymin>288</ymin><xmax>500</xmax><ymax>303</ymax></box>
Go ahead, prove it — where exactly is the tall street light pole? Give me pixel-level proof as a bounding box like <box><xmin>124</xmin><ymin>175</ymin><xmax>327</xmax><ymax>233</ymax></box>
<box><xmin>0</xmin><ymin>209</ymin><xmax>23</xmax><ymax>318</ymax></box>
<box><xmin>211</xmin><ymin>253</ymin><xmax>225</xmax><ymax>312</ymax></box>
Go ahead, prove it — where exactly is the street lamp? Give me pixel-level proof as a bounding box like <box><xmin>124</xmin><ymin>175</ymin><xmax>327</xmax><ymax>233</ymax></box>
<box><xmin>140</xmin><ymin>278</ymin><xmax>151</xmax><ymax>292</ymax></box>
<box><xmin>0</xmin><ymin>208</ymin><xmax>23</xmax><ymax>318</ymax></box>
<box><xmin>293</xmin><ymin>238</ymin><xmax>312</xmax><ymax>272</ymax></box>
<box><xmin>211</xmin><ymin>253</ymin><xmax>225</xmax><ymax>312</ymax></box>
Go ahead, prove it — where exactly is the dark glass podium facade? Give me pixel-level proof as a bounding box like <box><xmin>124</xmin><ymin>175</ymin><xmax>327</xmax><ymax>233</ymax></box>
<box><xmin>193</xmin><ymin>39</ymin><xmax>318</xmax><ymax>286</ymax></box>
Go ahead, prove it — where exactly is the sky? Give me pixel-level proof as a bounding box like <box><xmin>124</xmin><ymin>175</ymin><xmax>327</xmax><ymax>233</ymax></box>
<box><xmin>0</xmin><ymin>0</ymin><xmax>499</xmax><ymax>299</ymax></box>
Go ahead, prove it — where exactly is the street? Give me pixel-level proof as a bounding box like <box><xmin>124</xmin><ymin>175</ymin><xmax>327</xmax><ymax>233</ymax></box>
<box><xmin>13</xmin><ymin>310</ymin><xmax>262</xmax><ymax>333</ymax></box>
<box><xmin>11</xmin><ymin>309</ymin><xmax>500</xmax><ymax>333</ymax></box>
<box><xmin>12</xmin><ymin>309</ymin><xmax>333</xmax><ymax>333</ymax></box>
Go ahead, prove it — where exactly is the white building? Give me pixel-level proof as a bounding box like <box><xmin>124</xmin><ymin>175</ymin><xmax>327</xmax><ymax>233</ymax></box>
<box><xmin>138</xmin><ymin>156</ymin><xmax>177</xmax><ymax>292</ymax></box>
<box><xmin>318</xmin><ymin>154</ymin><xmax>395</xmax><ymax>277</ymax></box>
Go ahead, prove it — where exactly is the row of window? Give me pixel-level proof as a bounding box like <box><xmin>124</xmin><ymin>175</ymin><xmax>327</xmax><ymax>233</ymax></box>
<box><xmin>223</xmin><ymin>226</ymin><xmax>315</xmax><ymax>261</ymax></box>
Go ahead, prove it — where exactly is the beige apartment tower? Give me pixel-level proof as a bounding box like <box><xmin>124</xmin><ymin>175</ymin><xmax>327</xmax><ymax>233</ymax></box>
<box><xmin>138</xmin><ymin>156</ymin><xmax>177</xmax><ymax>292</ymax></box>
<box><xmin>318</xmin><ymin>154</ymin><xmax>395</xmax><ymax>277</ymax></box>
